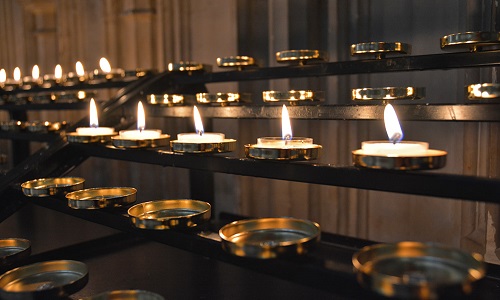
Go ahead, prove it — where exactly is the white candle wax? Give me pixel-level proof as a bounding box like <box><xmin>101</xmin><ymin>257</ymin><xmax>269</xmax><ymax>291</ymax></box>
<box><xmin>119</xmin><ymin>129</ymin><xmax>162</xmax><ymax>140</ymax></box>
<box><xmin>257</xmin><ymin>137</ymin><xmax>314</xmax><ymax>148</ymax></box>
<box><xmin>76</xmin><ymin>127</ymin><xmax>115</xmax><ymax>136</ymax></box>
<box><xmin>177</xmin><ymin>132</ymin><xmax>225</xmax><ymax>143</ymax></box>
<box><xmin>361</xmin><ymin>141</ymin><xmax>429</xmax><ymax>156</ymax></box>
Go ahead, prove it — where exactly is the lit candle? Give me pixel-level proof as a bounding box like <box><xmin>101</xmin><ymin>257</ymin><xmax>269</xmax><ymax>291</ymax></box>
<box><xmin>119</xmin><ymin>101</ymin><xmax>162</xmax><ymax>139</ymax></box>
<box><xmin>13</xmin><ymin>67</ymin><xmax>21</xmax><ymax>82</ymax></box>
<box><xmin>0</xmin><ymin>69</ymin><xmax>6</xmax><ymax>88</ymax></box>
<box><xmin>3</xmin><ymin>67</ymin><xmax>21</xmax><ymax>90</ymax></box>
<box><xmin>177</xmin><ymin>106</ymin><xmax>225</xmax><ymax>143</ymax></box>
<box><xmin>256</xmin><ymin>105</ymin><xmax>314</xmax><ymax>148</ymax></box>
<box><xmin>92</xmin><ymin>57</ymin><xmax>124</xmax><ymax>80</ymax></box>
<box><xmin>360</xmin><ymin>104</ymin><xmax>428</xmax><ymax>156</ymax></box>
<box><xmin>65</xmin><ymin>61</ymin><xmax>89</xmax><ymax>85</ymax></box>
<box><xmin>22</xmin><ymin>65</ymin><xmax>42</xmax><ymax>88</ymax></box>
<box><xmin>75</xmin><ymin>99</ymin><xmax>115</xmax><ymax>135</ymax></box>
<box><xmin>42</xmin><ymin>64</ymin><xmax>63</xmax><ymax>87</ymax></box>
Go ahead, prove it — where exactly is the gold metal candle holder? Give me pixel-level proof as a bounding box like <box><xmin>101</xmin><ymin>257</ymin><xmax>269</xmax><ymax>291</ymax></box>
<box><xmin>124</xmin><ymin>68</ymin><xmax>157</xmax><ymax>78</ymax></box>
<box><xmin>467</xmin><ymin>83</ymin><xmax>500</xmax><ymax>100</ymax></box>
<box><xmin>21</xmin><ymin>76</ymin><xmax>42</xmax><ymax>90</ymax></box>
<box><xmin>56</xmin><ymin>91</ymin><xmax>94</xmax><ymax>103</ymax></box>
<box><xmin>441</xmin><ymin>31</ymin><xmax>500</xmax><ymax>51</ymax></box>
<box><xmin>352</xmin><ymin>242</ymin><xmax>485</xmax><ymax>299</ymax></box>
<box><xmin>21</xmin><ymin>177</ymin><xmax>85</xmax><ymax>197</ymax></box>
<box><xmin>41</xmin><ymin>74</ymin><xmax>62</xmax><ymax>88</ymax></box>
<box><xmin>245</xmin><ymin>137</ymin><xmax>322</xmax><ymax>161</ymax></box>
<box><xmin>216</xmin><ymin>56</ymin><xmax>257</xmax><ymax>70</ymax></box>
<box><xmin>63</xmin><ymin>72</ymin><xmax>89</xmax><ymax>86</ymax></box>
<box><xmin>350</xmin><ymin>42</ymin><xmax>411</xmax><ymax>59</ymax></box>
<box><xmin>26</xmin><ymin>121</ymin><xmax>68</xmax><ymax>133</ymax></box>
<box><xmin>276</xmin><ymin>49</ymin><xmax>328</xmax><ymax>64</ymax></box>
<box><xmin>170</xmin><ymin>139</ymin><xmax>237</xmax><ymax>154</ymax></box>
<box><xmin>128</xmin><ymin>199</ymin><xmax>211</xmax><ymax>230</ymax></box>
<box><xmin>2</xmin><ymin>79</ymin><xmax>20</xmax><ymax>91</ymax></box>
<box><xmin>352</xmin><ymin>87</ymin><xmax>425</xmax><ymax>101</ymax></box>
<box><xmin>111</xmin><ymin>134</ymin><xmax>170</xmax><ymax>149</ymax></box>
<box><xmin>33</xmin><ymin>92</ymin><xmax>56</xmax><ymax>104</ymax></box>
<box><xmin>0</xmin><ymin>238</ymin><xmax>31</xmax><ymax>266</ymax></box>
<box><xmin>262</xmin><ymin>90</ymin><xmax>324</xmax><ymax>105</ymax></box>
<box><xmin>91</xmin><ymin>68</ymin><xmax>125</xmax><ymax>82</ymax></box>
<box><xmin>196</xmin><ymin>93</ymin><xmax>249</xmax><ymax>106</ymax></box>
<box><xmin>147</xmin><ymin>94</ymin><xmax>185</xmax><ymax>106</ymax></box>
<box><xmin>66</xmin><ymin>187</ymin><xmax>137</xmax><ymax>209</ymax></box>
<box><xmin>219</xmin><ymin>217</ymin><xmax>321</xmax><ymax>259</ymax></box>
<box><xmin>352</xmin><ymin>146</ymin><xmax>447</xmax><ymax>170</ymax></box>
<box><xmin>168</xmin><ymin>61</ymin><xmax>212</xmax><ymax>73</ymax></box>
<box><xmin>67</xmin><ymin>131</ymin><xmax>117</xmax><ymax>144</ymax></box>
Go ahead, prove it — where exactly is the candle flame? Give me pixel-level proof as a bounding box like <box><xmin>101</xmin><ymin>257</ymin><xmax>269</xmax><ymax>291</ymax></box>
<box><xmin>76</xmin><ymin>61</ymin><xmax>85</xmax><ymax>76</ymax></box>
<box><xmin>32</xmin><ymin>65</ymin><xmax>40</xmax><ymax>80</ymax></box>
<box><xmin>281</xmin><ymin>104</ymin><xmax>292</xmax><ymax>140</ymax></box>
<box><xmin>99</xmin><ymin>57</ymin><xmax>111</xmax><ymax>73</ymax></box>
<box><xmin>384</xmin><ymin>104</ymin><xmax>403</xmax><ymax>143</ymax></box>
<box><xmin>0</xmin><ymin>69</ymin><xmax>5</xmax><ymax>83</ymax></box>
<box><xmin>193</xmin><ymin>106</ymin><xmax>204</xmax><ymax>135</ymax></box>
<box><xmin>54</xmin><ymin>64</ymin><xmax>62</xmax><ymax>79</ymax></box>
<box><xmin>13</xmin><ymin>67</ymin><xmax>21</xmax><ymax>81</ymax></box>
<box><xmin>89</xmin><ymin>98</ymin><xmax>99</xmax><ymax>128</ymax></box>
<box><xmin>137</xmin><ymin>101</ymin><xmax>146</xmax><ymax>131</ymax></box>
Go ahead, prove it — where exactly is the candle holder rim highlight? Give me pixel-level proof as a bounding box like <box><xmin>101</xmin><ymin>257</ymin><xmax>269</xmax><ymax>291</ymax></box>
<box><xmin>352</xmin><ymin>87</ymin><xmax>426</xmax><ymax>101</ymax></box>
<box><xmin>350</xmin><ymin>42</ymin><xmax>411</xmax><ymax>56</ymax></box>
<box><xmin>167</xmin><ymin>61</ymin><xmax>212</xmax><ymax>73</ymax></box>
<box><xmin>275</xmin><ymin>49</ymin><xmax>329</xmax><ymax>64</ymax></box>
<box><xmin>466</xmin><ymin>83</ymin><xmax>500</xmax><ymax>100</ymax></box>
<box><xmin>146</xmin><ymin>94</ymin><xmax>186</xmax><ymax>106</ymax></box>
<box><xmin>66</xmin><ymin>187</ymin><xmax>137</xmax><ymax>209</ymax></box>
<box><xmin>170</xmin><ymin>139</ymin><xmax>237</xmax><ymax>154</ymax></box>
<box><xmin>66</xmin><ymin>131</ymin><xmax>117</xmax><ymax>144</ymax></box>
<box><xmin>262</xmin><ymin>90</ymin><xmax>325</xmax><ymax>103</ymax></box>
<box><xmin>245</xmin><ymin>143</ymin><xmax>322</xmax><ymax>161</ymax></box>
<box><xmin>352</xmin><ymin>148</ymin><xmax>447</xmax><ymax>170</ymax></box>
<box><xmin>0</xmin><ymin>238</ymin><xmax>31</xmax><ymax>266</ymax></box>
<box><xmin>440</xmin><ymin>31</ymin><xmax>500</xmax><ymax>50</ymax></box>
<box><xmin>21</xmin><ymin>177</ymin><xmax>85</xmax><ymax>197</ymax></box>
<box><xmin>216</xmin><ymin>55</ymin><xmax>257</xmax><ymax>68</ymax></box>
<box><xmin>196</xmin><ymin>92</ymin><xmax>250</xmax><ymax>105</ymax></box>
<box><xmin>111</xmin><ymin>134</ymin><xmax>170</xmax><ymax>149</ymax></box>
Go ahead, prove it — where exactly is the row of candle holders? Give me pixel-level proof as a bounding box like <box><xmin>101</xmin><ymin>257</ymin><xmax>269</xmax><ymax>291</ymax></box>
<box><xmin>0</xmin><ymin>120</ymin><xmax>67</xmax><ymax>133</ymax></box>
<box><xmin>0</xmin><ymin>90</ymin><xmax>94</xmax><ymax>105</ymax></box>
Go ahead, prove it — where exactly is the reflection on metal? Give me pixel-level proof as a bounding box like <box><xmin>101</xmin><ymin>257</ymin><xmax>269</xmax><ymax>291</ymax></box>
<box><xmin>263</xmin><ymin>90</ymin><xmax>324</xmax><ymax>105</ymax></box>
<box><xmin>21</xmin><ymin>177</ymin><xmax>85</xmax><ymax>197</ymax></box>
<box><xmin>147</xmin><ymin>94</ymin><xmax>185</xmax><ymax>106</ymax></box>
<box><xmin>467</xmin><ymin>83</ymin><xmax>500</xmax><ymax>100</ymax></box>
<box><xmin>217</xmin><ymin>56</ymin><xmax>257</xmax><ymax>69</ymax></box>
<box><xmin>352</xmin><ymin>149</ymin><xmax>447</xmax><ymax>170</ymax></box>
<box><xmin>82</xmin><ymin>290</ymin><xmax>165</xmax><ymax>300</ymax></box>
<box><xmin>351</xmin><ymin>42</ymin><xmax>411</xmax><ymax>59</ymax></box>
<box><xmin>66</xmin><ymin>187</ymin><xmax>137</xmax><ymax>209</ymax></box>
<box><xmin>168</xmin><ymin>61</ymin><xmax>212</xmax><ymax>73</ymax></box>
<box><xmin>170</xmin><ymin>139</ymin><xmax>236</xmax><ymax>153</ymax></box>
<box><xmin>276</xmin><ymin>50</ymin><xmax>328</xmax><ymax>64</ymax></box>
<box><xmin>111</xmin><ymin>134</ymin><xmax>170</xmax><ymax>149</ymax></box>
<box><xmin>0</xmin><ymin>238</ymin><xmax>31</xmax><ymax>266</ymax></box>
<box><xmin>196</xmin><ymin>93</ymin><xmax>250</xmax><ymax>106</ymax></box>
<box><xmin>441</xmin><ymin>31</ymin><xmax>500</xmax><ymax>51</ymax></box>
<box><xmin>352</xmin><ymin>87</ymin><xmax>425</xmax><ymax>100</ymax></box>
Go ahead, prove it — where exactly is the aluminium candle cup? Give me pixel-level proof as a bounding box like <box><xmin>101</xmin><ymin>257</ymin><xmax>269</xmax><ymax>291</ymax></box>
<box><xmin>245</xmin><ymin>137</ymin><xmax>322</xmax><ymax>161</ymax></box>
<box><xmin>128</xmin><ymin>199</ymin><xmax>211</xmax><ymax>230</ymax></box>
<box><xmin>467</xmin><ymin>83</ymin><xmax>500</xmax><ymax>100</ymax></box>
<box><xmin>111</xmin><ymin>134</ymin><xmax>171</xmax><ymax>149</ymax></box>
<box><xmin>275</xmin><ymin>49</ymin><xmax>328</xmax><ymax>64</ymax></box>
<box><xmin>352</xmin><ymin>241</ymin><xmax>486</xmax><ymax>299</ymax></box>
<box><xmin>21</xmin><ymin>177</ymin><xmax>84</xmax><ymax>197</ymax></box>
<box><xmin>440</xmin><ymin>31</ymin><xmax>500</xmax><ymax>51</ymax></box>
<box><xmin>67</xmin><ymin>131</ymin><xmax>117</xmax><ymax>144</ymax></box>
<box><xmin>124</xmin><ymin>68</ymin><xmax>157</xmax><ymax>78</ymax></box>
<box><xmin>170</xmin><ymin>139</ymin><xmax>237</xmax><ymax>154</ymax></box>
<box><xmin>262</xmin><ymin>90</ymin><xmax>324</xmax><ymax>105</ymax></box>
<box><xmin>168</xmin><ymin>61</ymin><xmax>212</xmax><ymax>73</ymax></box>
<box><xmin>219</xmin><ymin>217</ymin><xmax>320</xmax><ymax>259</ymax></box>
<box><xmin>0</xmin><ymin>260</ymin><xmax>88</xmax><ymax>299</ymax></box>
<box><xmin>0</xmin><ymin>238</ymin><xmax>31</xmax><ymax>266</ymax></box>
<box><xmin>81</xmin><ymin>290</ymin><xmax>165</xmax><ymax>300</ymax></box>
<box><xmin>147</xmin><ymin>94</ymin><xmax>185</xmax><ymax>106</ymax></box>
<box><xmin>350</xmin><ymin>42</ymin><xmax>411</xmax><ymax>59</ymax></box>
<box><xmin>352</xmin><ymin>87</ymin><xmax>425</xmax><ymax>101</ymax></box>
<box><xmin>216</xmin><ymin>56</ymin><xmax>257</xmax><ymax>69</ymax></box>
<box><xmin>66</xmin><ymin>187</ymin><xmax>137</xmax><ymax>209</ymax></box>
<box><xmin>196</xmin><ymin>93</ymin><xmax>250</xmax><ymax>106</ymax></box>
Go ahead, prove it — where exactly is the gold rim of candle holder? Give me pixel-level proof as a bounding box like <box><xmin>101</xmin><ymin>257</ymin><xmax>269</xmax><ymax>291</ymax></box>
<box><xmin>466</xmin><ymin>83</ymin><xmax>500</xmax><ymax>100</ymax></box>
<box><xmin>81</xmin><ymin>290</ymin><xmax>165</xmax><ymax>300</ymax></box>
<box><xmin>0</xmin><ymin>121</ymin><xmax>26</xmax><ymax>132</ymax></box>
<box><xmin>440</xmin><ymin>31</ymin><xmax>500</xmax><ymax>51</ymax></box>
<box><xmin>124</xmin><ymin>68</ymin><xmax>157</xmax><ymax>78</ymax></box>
<box><xmin>21</xmin><ymin>177</ymin><xmax>85</xmax><ymax>197</ymax></box>
<box><xmin>0</xmin><ymin>238</ymin><xmax>31</xmax><ymax>266</ymax></box>
<box><xmin>128</xmin><ymin>199</ymin><xmax>211</xmax><ymax>230</ymax></box>
<box><xmin>26</xmin><ymin>121</ymin><xmax>67</xmax><ymax>133</ymax></box>
<box><xmin>262</xmin><ymin>90</ymin><xmax>324</xmax><ymax>104</ymax></box>
<box><xmin>2</xmin><ymin>81</ymin><xmax>20</xmax><ymax>91</ymax></box>
<box><xmin>0</xmin><ymin>260</ymin><xmax>88</xmax><ymax>299</ymax></box>
<box><xmin>147</xmin><ymin>94</ymin><xmax>186</xmax><ymax>106</ymax></box>
<box><xmin>90</xmin><ymin>69</ymin><xmax>125</xmax><ymax>82</ymax></box>
<box><xmin>32</xmin><ymin>92</ymin><xmax>57</xmax><ymax>104</ymax></box>
<box><xmin>41</xmin><ymin>75</ymin><xmax>62</xmax><ymax>88</ymax></box>
<box><xmin>352</xmin><ymin>149</ymin><xmax>447</xmax><ymax>170</ymax></box>
<box><xmin>244</xmin><ymin>144</ymin><xmax>322</xmax><ymax>161</ymax></box>
<box><xmin>216</xmin><ymin>56</ymin><xmax>257</xmax><ymax>68</ymax></box>
<box><xmin>352</xmin><ymin>241</ymin><xmax>485</xmax><ymax>299</ymax></box>
<box><xmin>168</xmin><ymin>62</ymin><xmax>212</xmax><ymax>73</ymax></box>
<box><xmin>352</xmin><ymin>87</ymin><xmax>425</xmax><ymax>101</ymax></box>
<box><xmin>275</xmin><ymin>50</ymin><xmax>328</xmax><ymax>64</ymax></box>
<box><xmin>111</xmin><ymin>134</ymin><xmax>170</xmax><ymax>149</ymax></box>
<box><xmin>350</xmin><ymin>42</ymin><xmax>411</xmax><ymax>58</ymax></box>
<box><xmin>66</xmin><ymin>132</ymin><xmax>117</xmax><ymax>144</ymax></box>
<box><xmin>62</xmin><ymin>73</ymin><xmax>89</xmax><ymax>86</ymax></box>
<box><xmin>170</xmin><ymin>139</ymin><xmax>237</xmax><ymax>153</ymax></box>
<box><xmin>196</xmin><ymin>93</ymin><xmax>250</xmax><ymax>106</ymax></box>
<box><xmin>66</xmin><ymin>187</ymin><xmax>137</xmax><ymax>209</ymax></box>
<box><xmin>55</xmin><ymin>91</ymin><xmax>95</xmax><ymax>103</ymax></box>
<box><xmin>219</xmin><ymin>217</ymin><xmax>321</xmax><ymax>259</ymax></box>
<box><xmin>20</xmin><ymin>78</ymin><xmax>42</xmax><ymax>90</ymax></box>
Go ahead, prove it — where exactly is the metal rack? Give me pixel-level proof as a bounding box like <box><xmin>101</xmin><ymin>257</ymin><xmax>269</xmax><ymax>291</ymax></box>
<box><xmin>0</xmin><ymin>50</ymin><xmax>500</xmax><ymax>298</ymax></box>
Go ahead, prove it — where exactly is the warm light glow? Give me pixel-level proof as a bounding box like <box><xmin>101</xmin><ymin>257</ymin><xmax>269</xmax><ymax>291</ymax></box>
<box><xmin>384</xmin><ymin>104</ymin><xmax>403</xmax><ymax>143</ymax></box>
<box><xmin>32</xmin><ymin>65</ymin><xmax>40</xmax><ymax>80</ymax></box>
<box><xmin>0</xmin><ymin>69</ymin><xmax>5</xmax><ymax>83</ymax></box>
<box><xmin>76</xmin><ymin>61</ymin><xmax>85</xmax><ymax>76</ymax></box>
<box><xmin>193</xmin><ymin>106</ymin><xmax>204</xmax><ymax>135</ymax></box>
<box><xmin>137</xmin><ymin>101</ymin><xmax>146</xmax><ymax>131</ymax></box>
<box><xmin>55</xmin><ymin>64</ymin><xmax>62</xmax><ymax>79</ymax></box>
<box><xmin>89</xmin><ymin>98</ymin><xmax>99</xmax><ymax>127</ymax></box>
<box><xmin>99</xmin><ymin>57</ymin><xmax>111</xmax><ymax>73</ymax></box>
<box><xmin>13</xmin><ymin>67</ymin><xmax>21</xmax><ymax>81</ymax></box>
<box><xmin>281</xmin><ymin>104</ymin><xmax>292</xmax><ymax>140</ymax></box>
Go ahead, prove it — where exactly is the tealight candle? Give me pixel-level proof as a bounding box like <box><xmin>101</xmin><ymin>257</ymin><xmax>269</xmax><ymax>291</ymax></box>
<box><xmin>92</xmin><ymin>57</ymin><xmax>124</xmax><ymax>80</ymax></box>
<box><xmin>22</xmin><ymin>65</ymin><xmax>42</xmax><ymax>88</ymax></box>
<box><xmin>0</xmin><ymin>69</ymin><xmax>6</xmax><ymax>89</ymax></box>
<box><xmin>75</xmin><ymin>99</ymin><xmax>115</xmax><ymax>135</ymax></box>
<box><xmin>65</xmin><ymin>61</ymin><xmax>89</xmax><ymax>85</ymax></box>
<box><xmin>3</xmin><ymin>67</ymin><xmax>22</xmax><ymax>90</ymax></box>
<box><xmin>176</xmin><ymin>106</ymin><xmax>225</xmax><ymax>143</ymax></box>
<box><xmin>118</xmin><ymin>101</ymin><xmax>162</xmax><ymax>140</ymax></box>
<box><xmin>42</xmin><ymin>64</ymin><xmax>63</xmax><ymax>87</ymax></box>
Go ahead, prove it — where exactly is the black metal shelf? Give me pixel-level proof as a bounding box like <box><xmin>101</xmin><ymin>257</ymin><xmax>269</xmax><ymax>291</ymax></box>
<box><xmin>69</xmin><ymin>143</ymin><xmax>500</xmax><ymax>203</ymax></box>
<box><xmin>0</xmin><ymin>131</ymin><xmax>62</xmax><ymax>142</ymax></box>
<box><xmin>0</xmin><ymin>102</ymin><xmax>89</xmax><ymax>111</ymax></box>
<box><xmin>148</xmin><ymin>103</ymin><xmax>500</xmax><ymax>122</ymax></box>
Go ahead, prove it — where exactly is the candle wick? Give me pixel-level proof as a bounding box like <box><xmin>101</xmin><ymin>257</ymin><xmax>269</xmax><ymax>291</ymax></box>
<box><xmin>389</xmin><ymin>132</ymin><xmax>402</xmax><ymax>144</ymax></box>
<box><xmin>197</xmin><ymin>130</ymin><xmax>204</xmax><ymax>136</ymax></box>
<box><xmin>283</xmin><ymin>134</ymin><xmax>292</xmax><ymax>145</ymax></box>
